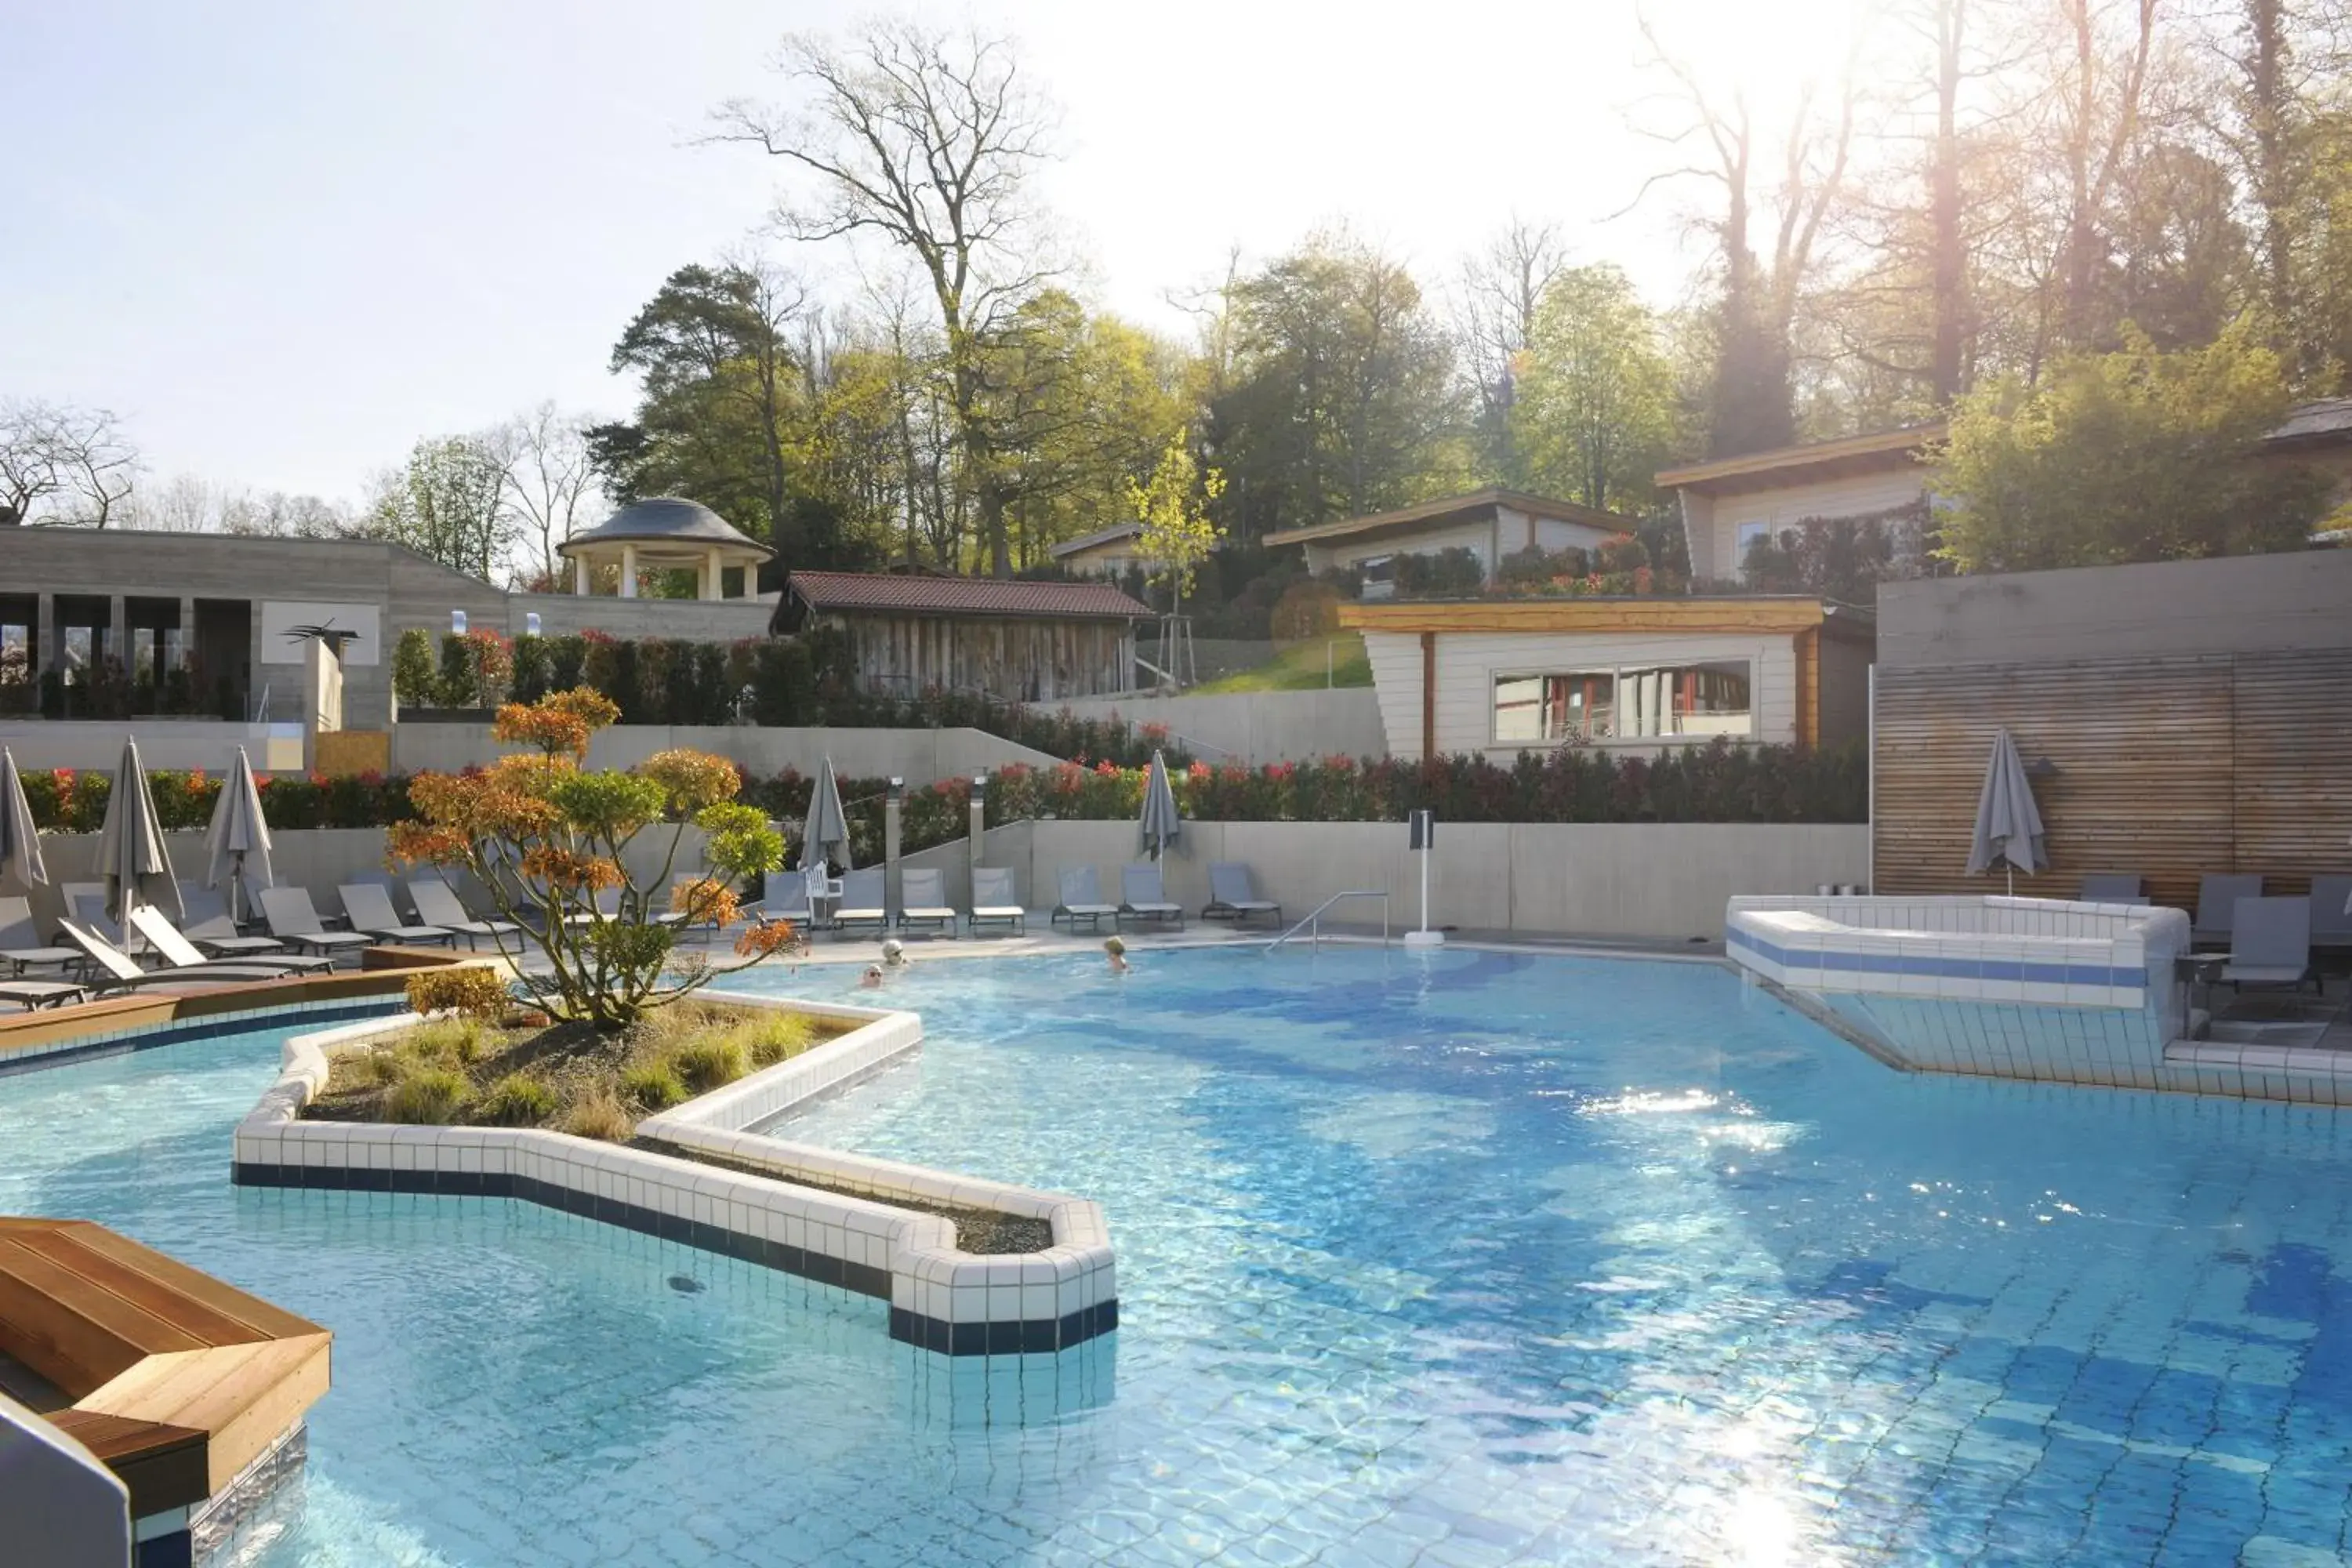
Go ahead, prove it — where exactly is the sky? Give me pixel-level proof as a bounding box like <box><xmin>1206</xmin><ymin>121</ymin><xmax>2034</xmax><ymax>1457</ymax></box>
<box><xmin>2</xmin><ymin>0</ymin><xmax>1851</xmax><ymax>505</ymax></box>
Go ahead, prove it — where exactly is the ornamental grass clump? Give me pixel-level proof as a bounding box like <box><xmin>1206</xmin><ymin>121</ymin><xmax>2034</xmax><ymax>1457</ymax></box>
<box><xmin>666</xmin><ymin>1037</ymin><xmax>749</xmax><ymax>1094</ymax></box>
<box><xmin>728</xmin><ymin>1011</ymin><xmax>817</xmax><ymax>1068</ymax></box>
<box><xmin>385</xmin><ymin>1067</ymin><xmax>470</xmax><ymax>1125</ymax></box>
<box><xmin>477</xmin><ymin>1073</ymin><xmax>557</xmax><ymax>1127</ymax></box>
<box><xmin>385</xmin><ymin>688</ymin><xmax>797</xmax><ymax>1033</ymax></box>
<box><xmin>564</xmin><ymin>1087</ymin><xmax>633</xmax><ymax>1142</ymax></box>
<box><xmin>620</xmin><ymin>1062</ymin><xmax>688</xmax><ymax>1111</ymax></box>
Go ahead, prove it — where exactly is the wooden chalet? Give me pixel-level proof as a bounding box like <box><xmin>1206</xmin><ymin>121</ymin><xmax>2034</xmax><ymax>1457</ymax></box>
<box><xmin>775</xmin><ymin>571</ymin><xmax>1149</xmax><ymax>702</ymax></box>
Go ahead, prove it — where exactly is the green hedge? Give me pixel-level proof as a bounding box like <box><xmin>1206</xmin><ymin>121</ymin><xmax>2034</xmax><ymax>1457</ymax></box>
<box><xmin>23</xmin><ymin>768</ymin><xmax>416</xmax><ymax>833</ymax></box>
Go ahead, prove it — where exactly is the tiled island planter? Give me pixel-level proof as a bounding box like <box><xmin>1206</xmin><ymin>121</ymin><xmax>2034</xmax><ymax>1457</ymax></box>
<box><xmin>231</xmin><ymin>993</ymin><xmax>1117</xmax><ymax>1356</ymax></box>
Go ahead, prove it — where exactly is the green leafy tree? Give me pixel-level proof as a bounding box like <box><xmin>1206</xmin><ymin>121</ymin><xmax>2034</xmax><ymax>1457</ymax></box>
<box><xmin>1512</xmin><ymin>264</ymin><xmax>1680</xmax><ymax>514</ymax></box>
<box><xmin>1129</xmin><ymin>432</ymin><xmax>1225</xmax><ymax>615</ymax></box>
<box><xmin>1935</xmin><ymin>321</ymin><xmax>2327</xmax><ymax>572</ymax></box>
<box><xmin>366</xmin><ymin>435</ymin><xmax>513</xmax><ymax>580</ymax></box>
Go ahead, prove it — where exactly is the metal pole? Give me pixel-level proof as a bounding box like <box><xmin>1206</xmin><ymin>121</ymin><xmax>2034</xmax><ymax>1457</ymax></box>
<box><xmin>884</xmin><ymin>777</ymin><xmax>904</xmax><ymax>931</ymax></box>
<box><xmin>1866</xmin><ymin>664</ymin><xmax>1876</xmax><ymax>895</ymax></box>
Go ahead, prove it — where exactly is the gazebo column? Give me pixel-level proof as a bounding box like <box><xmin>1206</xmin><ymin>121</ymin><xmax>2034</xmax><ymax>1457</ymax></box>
<box><xmin>573</xmin><ymin>556</ymin><xmax>591</xmax><ymax>595</ymax></box>
<box><xmin>619</xmin><ymin>543</ymin><xmax>637</xmax><ymax>598</ymax></box>
<box><xmin>702</xmin><ymin>549</ymin><xmax>723</xmax><ymax>601</ymax></box>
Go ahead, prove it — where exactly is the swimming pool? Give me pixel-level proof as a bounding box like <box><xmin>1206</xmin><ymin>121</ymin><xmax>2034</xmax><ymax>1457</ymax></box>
<box><xmin>9</xmin><ymin>946</ymin><xmax>2352</xmax><ymax>1565</ymax></box>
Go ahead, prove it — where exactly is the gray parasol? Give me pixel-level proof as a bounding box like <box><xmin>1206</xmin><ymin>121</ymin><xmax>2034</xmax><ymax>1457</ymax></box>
<box><xmin>799</xmin><ymin>757</ymin><xmax>852</xmax><ymax>873</ymax></box>
<box><xmin>1138</xmin><ymin>749</ymin><xmax>1183</xmax><ymax>860</ymax></box>
<box><xmin>0</xmin><ymin>746</ymin><xmax>47</xmax><ymax>891</ymax></box>
<box><xmin>205</xmin><ymin>746</ymin><xmax>274</xmax><ymax>926</ymax></box>
<box><xmin>1962</xmin><ymin>727</ymin><xmax>2047</xmax><ymax>894</ymax></box>
<box><xmin>97</xmin><ymin>735</ymin><xmax>183</xmax><ymax>923</ymax></box>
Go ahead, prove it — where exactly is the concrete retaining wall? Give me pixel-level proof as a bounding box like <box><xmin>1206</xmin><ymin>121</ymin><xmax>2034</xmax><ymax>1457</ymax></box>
<box><xmin>1051</xmin><ymin>688</ymin><xmax>1387</xmax><ymax>764</ymax></box>
<box><xmin>916</xmin><ymin>818</ymin><xmax>1868</xmax><ymax>941</ymax></box>
<box><xmin>387</xmin><ymin>724</ymin><xmax>1057</xmax><ymax>782</ymax></box>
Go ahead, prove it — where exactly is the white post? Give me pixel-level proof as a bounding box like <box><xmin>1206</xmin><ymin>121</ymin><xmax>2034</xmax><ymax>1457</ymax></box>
<box><xmin>703</xmin><ymin>548</ymin><xmax>723</xmax><ymax>601</ymax></box>
<box><xmin>619</xmin><ymin>543</ymin><xmax>638</xmax><ymax>598</ymax></box>
<box><xmin>1403</xmin><ymin>808</ymin><xmax>1444</xmax><ymax>947</ymax></box>
<box><xmin>573</xmin><ymin>556</ymin><xmax>591</xmax><ymax>596</ymax></box>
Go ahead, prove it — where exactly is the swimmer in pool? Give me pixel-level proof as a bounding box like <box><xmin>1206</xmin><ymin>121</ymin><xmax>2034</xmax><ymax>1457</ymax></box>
<box><xmin>1105</xmin><ymin>935</ymin><xmax>1130</xmax><ymax>975</ymax></box>
<box><xmin>880</xmin><ymin>938</ymin><xmax>909</xmax><ymax>969</ymax></box>
<box><xmin>859</xmin><ymin>964</ymin><xmax>884</xmax><ymax>989</ymax></box>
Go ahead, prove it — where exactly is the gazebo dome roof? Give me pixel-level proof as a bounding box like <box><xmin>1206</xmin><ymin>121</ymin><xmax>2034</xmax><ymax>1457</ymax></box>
<box><xmin>559</xmin><ymin>498</ymin><xmax>772</xmax><ymax>557</ymax></box>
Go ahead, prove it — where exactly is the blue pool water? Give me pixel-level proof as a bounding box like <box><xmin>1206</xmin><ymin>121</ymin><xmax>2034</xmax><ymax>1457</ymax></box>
<box><xmin>7</xmin><ymin>948</ymin><xmax>2352</xmax><ymax>1565</ymax></box>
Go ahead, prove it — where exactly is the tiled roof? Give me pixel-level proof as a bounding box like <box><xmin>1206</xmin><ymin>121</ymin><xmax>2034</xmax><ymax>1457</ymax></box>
<box><xmin>2268</xmin><ymin>397</ymin><xmax>2352</xmax><ymax>445</ymax></box>
<box><xmin>786</xmin><ymin>571</ymin><xmax>1151</xmax><ymax>619</ymax></box>
<box><xmin>1048</xmin><ymin>521</ymin><xmax>1142</xmax><ymax>557</ymax></box>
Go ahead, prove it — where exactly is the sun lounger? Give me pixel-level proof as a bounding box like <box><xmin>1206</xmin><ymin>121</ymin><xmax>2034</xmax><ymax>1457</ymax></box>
<box><xmin>57</xmin><ymin>919</ymin><xmax>320</xmax><ymax>993</ymax></box>
<box><xmin>2193</xmin><ymin>874</ymin><xmax>2264</xmax><ymax>947</ymax></box>
<box><xmin>0</xmin><ymin>895</ymin><xmax>82</xmax><ymax>975</ymax></box>
<box><xmin>1119</xmin><ymin>864</ymin><xmax>1185</xmax><ymax>931</ymax></box>
<box><xmin>1053</xmin><ymin>867</ymin><xmax>1117</xmax><ymax>932</ymax></box>
<box><xmin>2310</xmin><ymin>875</ymin><xmax>2352</xmax><ymax>950</ymax></box>
<box><xmin>177</xmin><ymin>888</ymin><xmax>307</xmax><ymax>960</ymax></box>
<box><xmin>0</xmin><ymin>978</ymin><xmax>89</xmax><ymax>1010</ymax></box>
<box><xmin>2221</xmin><ymin>896</ymin><xmax>2321</xmax><ymax>993</ymax></box>
<box><xmin>125</xmin><ymin>905</ymin><xmax>336</xmax><ymax>976</ymax></box>
<box><xmin>406</xmin><ymin>880</ymin><xmax>523</xmax><ymax>949</ymax></box>
<box><xmin>898</xmin><ymin>869</ymin><xmax>956</xmax><ymax>937</ymax></box>
<box><xmin>757</xmin><ymin>868</ymin><xmax>813</xmax><ymax>924</ymax></box>
<box><xmin>338</xmin><ymin>883</ymin><xmax>459</xmax><ymax>948</ymax></box>
<box><xmin>1202</xmin><ymin>862</ymin><xmax>1283</xmax><ymax>928</ymax></box>
<box><xmin>63</xmin><ymin>883</ymin><xmax>127</xmax><ymax>949</ymax></box>
<box><xmin>833</xmin><ymin>868</ymin><xmax>887</xmax><ymax>936</ymax></box>
<box><xmin>256</xmin><ymin>887</ymin><xmax>376</xmax><ymax>963</ymax></box>
<box><xmin>968</xmin><ymin>866</ymin><xmax>1025</xmax><ymax>937</ymax></box>
<box><xmin>2077</xmin><ymin>873</ymin><xmax>2147</xmax><ymax>904</ymax></box>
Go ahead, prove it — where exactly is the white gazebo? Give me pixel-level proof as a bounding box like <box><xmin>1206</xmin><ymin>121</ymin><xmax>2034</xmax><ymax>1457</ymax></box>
<box><xmin>557</xmin><ymin>497</ymin><xmax>774</xmax><ymax>600</ymax></box>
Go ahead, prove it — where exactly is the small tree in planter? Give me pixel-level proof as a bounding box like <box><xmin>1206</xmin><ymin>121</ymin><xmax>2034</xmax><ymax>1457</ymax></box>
<box><xmin>387</xmin><ymin>688</ymin><xmax>794</xmax><ymax>1030</ymax></box>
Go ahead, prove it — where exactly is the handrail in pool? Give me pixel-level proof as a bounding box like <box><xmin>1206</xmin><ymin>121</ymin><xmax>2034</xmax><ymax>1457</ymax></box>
<box><xmin>1264</xmin><ymin>890</ymin><xmax>1389</xmax><ymax>953</ymax></box>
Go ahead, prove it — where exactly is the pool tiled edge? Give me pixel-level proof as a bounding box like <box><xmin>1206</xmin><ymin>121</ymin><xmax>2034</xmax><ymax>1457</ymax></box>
<box><xmin>230</xmin><ymin>997</ymin><xmax>1120</xmax><ymax>1358</ymax></box>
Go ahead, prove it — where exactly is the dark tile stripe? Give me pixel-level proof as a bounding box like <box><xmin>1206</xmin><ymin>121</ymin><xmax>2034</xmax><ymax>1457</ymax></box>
<box><xmin>231</xmin><ymin>1159</ymin><xmax>1112</xmax><ymax>1355</ymax></box>
<box><xmin>1728</xmin><ymin>925</ymin><xmax>2147</xmax><ymax>990</ymax></box>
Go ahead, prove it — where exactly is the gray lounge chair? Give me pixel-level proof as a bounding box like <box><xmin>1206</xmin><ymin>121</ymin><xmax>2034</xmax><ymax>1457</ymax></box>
<box><xmin>178</xmin><ymin>887</ymin><xmax>305</xmax><ymax>960</ymax></box>
<box><xmin>2078</xmin><ymin>873</ymin><xmax>2146</xmax><ymax>904</ymax></box>
<box><xmin>833</xmin><ymin>868</ymin><xmax>888</xmax><ymax>936</ymax></box>
<box><xmin>125</xmin><ymin>906</ymin><xmax>336</xmax><ymax>976</ymax></box>
<box><xmin>63</xmin><ymin>883</ymin><xmax>126</xmax><ymax>949</ymax></box>
<box><xmin>968</xmin><ymin>867</ymin><xmax>1025</xmax><ymax>937</ymax></box>
<box><xmin>2310</xmin><ymin>875</ymin><xmax>2352</xmax><ymax>950</ymax></box>
<box><xmin>1203</xmin><ymin>862</ymin><xmax>1283</xmax><ymax>928</ymax></box>
<box><xmin>1119</xmin><ymin>864</ymin><xmax>1185</xmax><ymax>931</ymax></box>
<box><xmin>2221</xmin><ymin>896</ymin><xmax>2320</xmax><ymax>993</ymax></box>
<box><xmin>256</xmin><ymin>887</ymin><xmax>376</xmax><ymax>963</ymax></box>
<box><xmin>898</xmin><ymin>868</ymin><xmax>956</xmax><ymax>937</ymax></box>
<box><xmin>0</xmin><ymin>895</ymin><xmax>82</xmax><ymax>976</ymax></box>
<box><xmin>2194</xmin><ymin>874</ymin><xmax>2265</xmax><ymax>947</ymax></box>
<box><xmin>58</xmin><ymin>919</ymin><xmax>317</xmax><ymax>993</ymax></box>
<box><xmin>755</xmin><ymin>868</ymin><xmax>813</xmax><ymax>924</ymax></box>
<box><xmin>0</xmin><ymin>977</ymin><xmax>89</xmax><ymax>1010</ymax></box>
<box><xmin>407</xmin><ymin>880</ymin><xmax>523</xmax><ymax>949</ymax></box>
<box><xmin>338</xmin><ymin>883</ymin><xmax>459</xmax><ymax>948</ymax></box>
<box><xmin>1052</xmin><ymin>867</ymin><xmax>1117</xmax><ymax>932</ymax></box>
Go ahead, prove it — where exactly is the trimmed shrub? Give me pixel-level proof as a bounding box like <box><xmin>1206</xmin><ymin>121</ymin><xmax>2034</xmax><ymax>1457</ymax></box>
<box><xmin>385</xmin><ymin>1067</ymin><xmax>469</xmax><ymax>1124</ymax></box>
<box><xmin>402</xmin><ymin>1018</ymin><xmax>489</xmax><ymax>1066</ymax></box>
<box><xmin>405</xmin><ymin>967</ymin><xmax>509</xmax><ymax>1022</ymax></box>
<box><xmin>564</xmin><ymin>1087</ymin><xmax>633</xmax><ymax>1142</ymax></box>
<box><xmin>510</xmin><ymin>634</ymin><xmax>553</xmax><ymax>703</ymax></box>
<box><xmin>392</xmin><ymin>628</ymin><xmax>439</xmax><ymax>710</ymax></box>
<box><xmin>477</xmin><ymin>1073</ymin><xmax>557</xmax><ymax>1127</ymax></box>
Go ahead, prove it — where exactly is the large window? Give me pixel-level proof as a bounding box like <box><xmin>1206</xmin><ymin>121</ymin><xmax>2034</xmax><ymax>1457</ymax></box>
<box><xmin>1492</xmin><ymin>659</ymin><xmax>1753</xmax><ymax>745</ymax></box>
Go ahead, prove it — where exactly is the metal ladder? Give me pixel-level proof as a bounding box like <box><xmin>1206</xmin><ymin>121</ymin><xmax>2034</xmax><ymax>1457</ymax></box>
<box><xmin>1262</xmin><ymin>891</ymin><xmax>1390</xmax><ymax>953</ymax></box>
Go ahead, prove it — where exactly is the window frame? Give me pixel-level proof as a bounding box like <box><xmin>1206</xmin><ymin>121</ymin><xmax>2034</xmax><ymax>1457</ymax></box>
<box><xmin>1487</xmin><ymin>656</ymin><xmax>1760</xmax><ymax>748</ymax></box>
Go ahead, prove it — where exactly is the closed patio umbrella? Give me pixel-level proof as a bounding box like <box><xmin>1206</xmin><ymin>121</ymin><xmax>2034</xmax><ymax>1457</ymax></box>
<box><xmin>1963</xmin><ymin>728</ymin><xmax>2047</xmax><ymax>895</ymax></box>
<box><xmin>97</xmin><ymin>735</ymin><xmax>183</xmax><ymax>924</ymax></box>
<box><xmin>799</xmin><ymin>757</ymin><xmax>851</xmax><ymax>873</ymax></box>
<box><xmin>0</xmin><ymin>746</ymin><xmax>46</xmax><ymax>891</ymax></box>
<box><xmin>205</xmin><ymin>746</ymin><xmax>273</xmax><ymax>926</ymax></box>
<box><xmin>1138</xmin><ymin>749</ymin><xmax>1183</xmax><ymax>860</ymax></box>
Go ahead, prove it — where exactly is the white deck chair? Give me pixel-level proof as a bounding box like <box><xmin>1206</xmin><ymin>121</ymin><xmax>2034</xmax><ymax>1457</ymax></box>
<box><xmin>63</xmin><ymin>882</ymin><xmax>128</xmax><ymax>949</ymax></box>
<box><xmin>2222</xmin><ymin>897</ymin><xmax>2321</xmax><ymax>993</ymax></box>
<box><xmin>1202</xmin><ymin>862</ymin><xmax>1283</xmax><ymax>927</ymax></box>
<box><xmin>58</xmin><ymin>919</ymin><xmax>318</xmax><ymax>993</ymax></box>
<box><xmin>1119</xmin><ymin>864</ymin><xmax>1185</xmax><ymax>931</ymax></box>
<box><xmin>125</xmin><ymin>905</ymin><xmax>336</xmax><ymax>976</ymax></box>
<box><xmin>338</xmin><ymin>883</ymin><xmax>459</xmax><ymax>948</ymax></box>
<box><xmin>178</xmin><ymin>887</ymin><xmax>303</xmax><ymax>960</ymax></box>
<box><xmin>968</xmin><ymin>867</ymin><xmax>1025</xmax><ymax>937</ymax></box>
<box><xmin>898</xmin><ymin>868</ymin><xmax>957</xmax><ymax>937</ymax></box>
<box><xmin>1052</xmin><ymin>867</ymin><xmax>1117</xmax><ymax>932</ymax></box>
<box><xmin>407</xmin><ymin>880</ymin><xmax>523</xmax><ymax>949</ymax></box>
<box><xmin>0</xmin><ymin>976</ymin><xmax>89</xmax><ymax>1010</ymax></box>
<box><xmin>0</xmin><ymin>895</ymin><xmax>82</xmax><ymax>975</ymax></box>
<box><xmin>757</xmin><ymin>869</ymin><xmax>813</xmax><ymax>924</ymax></box>
<box><xmin>833</xmin><ymin>868</ymin><xmax>887</xmax><ymax>936</ymax></box>
<box><xmin>256</xmin><ymin>887</ymin><xmax>376</xmax><ymax>962</ymax></box>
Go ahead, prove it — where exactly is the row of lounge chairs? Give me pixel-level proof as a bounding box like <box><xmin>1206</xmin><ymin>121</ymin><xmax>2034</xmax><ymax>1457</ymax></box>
<box><xmin>2077</xmin><ymin>872</ymin><xmax>2350</xmax><ymax>995</ymax></box>
<box><xmin>1049</xmin><ymin>862</ymin><xmax>1283</xmax><ymax>934</ymax></box>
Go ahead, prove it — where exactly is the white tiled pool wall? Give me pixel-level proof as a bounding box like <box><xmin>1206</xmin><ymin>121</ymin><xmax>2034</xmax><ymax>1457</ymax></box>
<box><xmin>0</xmin><ymin>996</ymin><xmax>408</xmax><ymax>1076</ymax></box>
<box><xmin>1721</xmin><ymin>895</ymin><xmax>2294</xmax><ymax>1095</ymax></box>
<box><xmin>233</xmin><ymin>998</ymin><xmax>1118</xmax><ymax>1356</ymax></box>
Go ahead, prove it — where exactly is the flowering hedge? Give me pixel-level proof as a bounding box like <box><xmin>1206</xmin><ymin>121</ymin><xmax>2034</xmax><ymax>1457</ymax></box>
<box><xmin>23</xmin><ymin>739</ymin><xmax>1864</xmax><ymax>855</ymax></box>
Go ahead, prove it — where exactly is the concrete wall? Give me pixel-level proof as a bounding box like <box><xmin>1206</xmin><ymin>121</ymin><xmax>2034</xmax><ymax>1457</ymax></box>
<box><xmin>1051</xmin><ymin>688</ymin><xmax>1388</xmax><ymax>763</ymax></box>
<box><xmin>0</xmin><ymin>720</ymin><xmax>307</xmax><ymax>773</ymax></box>
<box><xmin>388</xmin><ymin>724</ymin><xmax>1058</xmax><ymax>782</ymax></box>
<box><xmin>0</xmin><ymin>1394</ymin><xmax>130</xmax><ymax>1568</ymax></box>
<box><xmin>504</xmin><ymin>593</ymin><xmax>773</xmax><ymax>644</ymax></box>
<box><xmin>989</xmin><ymin>818</ymin><xmax>1869</xmax><ymax>940</ymax></box>
<box><xmin>1876</xmin><ymin>549</ymin><xmax>2352</xmax><ymax>669</ymax></box>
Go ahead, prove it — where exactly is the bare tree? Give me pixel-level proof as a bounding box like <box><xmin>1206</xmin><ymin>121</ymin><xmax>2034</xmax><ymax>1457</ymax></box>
<box><xmin>0</xmin><ymin>399</ymin><xmax>140</xmax><ymax>526</ymax></box>
<box><xmin>714</xmin><ymin>19</ymin><xmax>1060</xmax><ymax>575</ymax></box>
<box><xmin>1455</xmin><ymin>218</ymin><xmax>1570</xmax><ymax>482</ymax></box>
<box><xmin>491</xmin><ymin>403</ymin><xmax>604</xmax><ymax>589</ymax></box>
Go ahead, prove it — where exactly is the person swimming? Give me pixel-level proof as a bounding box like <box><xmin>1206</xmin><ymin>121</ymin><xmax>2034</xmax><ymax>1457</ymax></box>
<box><xmin>880</xmin><ymin>938</ymin><xmax>909</xmax><ymax>969</ymax></box>
<box><xmin>1105</xmin><ymin>935</ymin><xmax>1130</xmax><ymax>975</ymax></box>
<box><xmin>859</xmin><ymin>964</ymin><xmax>884</xmax><ymax>989</ymax></box>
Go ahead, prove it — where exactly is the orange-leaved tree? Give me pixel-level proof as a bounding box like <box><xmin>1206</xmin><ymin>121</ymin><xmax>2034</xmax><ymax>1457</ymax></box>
<box><xmin>387</xmin><ymin>688</ymin><xmax>794</xmax><ymax>1029</ymax></box>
